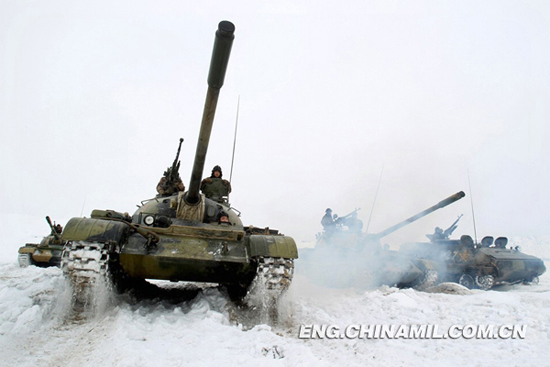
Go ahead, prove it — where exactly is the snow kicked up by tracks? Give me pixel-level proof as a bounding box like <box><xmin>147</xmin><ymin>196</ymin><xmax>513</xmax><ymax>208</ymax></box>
<box><xmin>1</xmin><ymin>260</ymin><xmax>550</xmax><ymax>367</ymax></box>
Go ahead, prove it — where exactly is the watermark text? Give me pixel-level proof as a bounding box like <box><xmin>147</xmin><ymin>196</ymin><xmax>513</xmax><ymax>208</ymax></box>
<box><xmin>298</xmin><ymin>324</ymin><xmax>526</xmax><ymax>340</ymax></box>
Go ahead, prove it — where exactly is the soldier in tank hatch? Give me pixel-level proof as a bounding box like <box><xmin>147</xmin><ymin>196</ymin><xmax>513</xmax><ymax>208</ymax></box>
<box><xmin>218</xmin><ymin>211</ymin><xmax>231</xmax><ymax>224</ymax></box>
<box><xmin>156</xmin><ymin>167</ymin><xmax>186</xmax><ymax>196</ymax></box>
<box><xmin>200</xmin><ymin>165</ymin><xmax>231</xmax><ymax>203</ymax></box>
<box><xmin>321</xmin><ymin>208</ymin><xmax>336</xmax><ymax>232</ymax></box>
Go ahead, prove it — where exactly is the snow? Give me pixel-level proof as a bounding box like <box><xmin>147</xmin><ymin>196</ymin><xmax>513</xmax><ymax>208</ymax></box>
<box><xmin>1</xmin><ymin>249</ymin><xmax>549</xmax><ymax>367</ymax></box>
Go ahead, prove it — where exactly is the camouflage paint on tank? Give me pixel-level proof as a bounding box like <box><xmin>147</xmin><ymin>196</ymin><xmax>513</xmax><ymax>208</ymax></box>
<box><xmin>31</xmin><ymin>248</ymin><xmax>55</xmax><ymax>263</ymax></box>
<box><xmin>118</xmin><ymin>227</ymin><xmax>297</xmax><ymax>282</ymax></box>
<box><xmin>248</xmin><ymin>235</ymin><xmax>298</xmax><ymax>258</ymax></box>
<box><xmin>18</xmin><ymin>222</ymin><xmax>65</xmax><ymax>268</ymax></box>
<box><xmin>18</xmin><ymin>240</ymin><xmax>63</xmax><ymax>267</ymax></box>
<box><xmin>119</xmin><ymin>233</ymin><xmax>254</xmax><ymax>283</ymax></box>
<box><xmin>62</xmin><ymin>217</ymin><xmax>129</xmax><ymax>244</ymax></box>
<box><xmin>474</xmin><ymin>247</ymin><xmax>546</xmax><ymax>282</ymax></box>
<box><xmin>400</xmin><ymin>238</ymin><xmax>546</xmax><ymax>286</ymax></box>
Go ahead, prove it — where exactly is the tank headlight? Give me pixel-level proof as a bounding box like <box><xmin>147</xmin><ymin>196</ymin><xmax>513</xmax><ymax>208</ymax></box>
<box><xmin>144</xmin><ymin>215</ymin><xmax>155</xmax><ymax>226</ymax></box>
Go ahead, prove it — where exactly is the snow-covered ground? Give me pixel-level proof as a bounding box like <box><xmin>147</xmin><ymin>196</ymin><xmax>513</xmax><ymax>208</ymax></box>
<box><xmin>1</xmin><ymin>254</ymin><xmax>549</xmax><ymax>367</ymax></box>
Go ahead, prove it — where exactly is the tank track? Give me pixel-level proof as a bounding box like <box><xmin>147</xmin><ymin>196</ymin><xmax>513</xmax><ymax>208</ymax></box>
<box><xmin>60</xmin><ymin>241</ymin><xmax>110</xmax><ymax>307</ymax></box>
<box><xmin>231</xmin><ymin>257</ymin><xmax>294</xmax><ymax>326</ymax></box>
<box><xmin>255</xmin><ymin>256</ymin><xmax>295</xmax><ymax>292</ymax></box>
<box><xmin>18</xmin><ymin>253</ymin><xmax>33</xmax><ymax>267</ymax></box>
<box><xmin>412</xmin><ymin>270</ymin><xmax>439</xmax><ymax>291</ymax></box>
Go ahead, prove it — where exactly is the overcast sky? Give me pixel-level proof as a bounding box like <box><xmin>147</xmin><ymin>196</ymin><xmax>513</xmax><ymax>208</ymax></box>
<box><xmin>1</xmin><ymin>0</ymin><xmax>549</xmax><ymax>249</ymax></box>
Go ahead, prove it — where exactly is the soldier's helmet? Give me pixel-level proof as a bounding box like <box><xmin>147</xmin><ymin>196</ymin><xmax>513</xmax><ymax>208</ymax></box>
<box><xmin>211</xmin><ymin>165</ymin><xmax>223</xmax><ymax>177</ymax></box>
<box><xmin>460</xmin><ymin>235</ymin><xmax>474</xmax><ymax>248</ymax></box>
<box><xmin>325</xmin><ymin>208</ymin><xmax>332</xmax><ymax>213</ymax></box>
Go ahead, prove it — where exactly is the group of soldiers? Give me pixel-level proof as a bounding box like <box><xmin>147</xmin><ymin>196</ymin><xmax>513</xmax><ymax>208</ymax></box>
<box><xmin>156</xmin><ymin>164</ymin><xmax>232</xmax><ymax>204</ymax></box>
<box><xmin>321</xmin><ymin>208</ymin><xmax>363</xmax><ymax>234</ymax></box>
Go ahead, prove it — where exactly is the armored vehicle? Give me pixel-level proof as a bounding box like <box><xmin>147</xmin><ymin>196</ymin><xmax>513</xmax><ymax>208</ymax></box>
<box><xmin>18</xmin><ymin>216</ymin><xmax>65</xmax><ymax>267</ymax></box>
<box><xmin>400</xmin><ymin>221</ymin><xmax>546</xmax><ymax>290</ymax></box>
<box><xmin>299</xmin><ymin>191</ymin><xmax>465</xmax><ymax>290</ymax></box>
<box><xmin>60</xmin><ymin>21</ymin><xmax>298</xmax><ymax>305</ymax></box>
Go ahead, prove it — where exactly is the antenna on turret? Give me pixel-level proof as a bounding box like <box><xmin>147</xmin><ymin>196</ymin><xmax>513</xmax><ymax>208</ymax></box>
<box><xmin>229</xmin><ymin>95</ymin><xmax>240</xmax><ymax>184</ymax></box>
<box><xmin>467</xmin><ymin>169</ymin><xmax>478</xmax><ymax>244</ymax></box>
<box><xmin>366</xmin><ymin>165</ymin><xmax>384</xmax><ymax>233</ymax></box>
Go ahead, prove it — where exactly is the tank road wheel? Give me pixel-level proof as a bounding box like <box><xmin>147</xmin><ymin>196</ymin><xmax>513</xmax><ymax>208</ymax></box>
<box><xmin>61</xmin><ymin>240</ymin><xmax>111</xmax><ymax>312</ymax></box>
<box><xmin>18</xmin><ymin>253</ymin><xmax>34</xmax><ymax>267</ymax></box>
<box><xmin>459</xmin><ymin>274</ymin><xmax>475</xmax><ymax>289</ymax></box>
<box><xmin>412</xmin><ymin>270</ymin><xmax>439</xmax><ymax>291</ymax></box>
<box><xmin>524</xmin><ymin>276</ymin><xmax>539</xmax><ymax>285</ymax></box>
<box><xmin>475</xmin><ymin>274</ymin><xmax>495</xmax><ymax>290</ymax></box>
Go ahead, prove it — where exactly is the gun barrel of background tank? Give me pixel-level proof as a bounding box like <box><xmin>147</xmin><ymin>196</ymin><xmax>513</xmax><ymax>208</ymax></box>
<box><xmin>45</xmin><ymin>216</ymin><xmax>60</xmax><ymax>240</ymax></box>
<box><xmin>374</xmin><ymin>191</ymin><xmax>465</xmax><ymax>239</ymax></box>
<box><xmin>186</xmin><ymin>21</ymin><xmax>235</xmax><ymax>204</ymax></box>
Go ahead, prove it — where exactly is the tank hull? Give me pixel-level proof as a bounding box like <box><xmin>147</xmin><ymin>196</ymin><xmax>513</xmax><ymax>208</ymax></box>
<box><xmin>61</xmin><ymin>216</ymin><xmax>297</xmax><ymax>288</ymax></box>
<box><xmin>119</xmin><ymin>232</ymin><xmax>254</xmax><ymax>284</ymax></box>
<box><xmin>18</xmin><ymin>235</ymin><xmax>64</xmax><ymax>268</ymax></box>
<box><xmin>400</xmin><ymin>240</ymin><xmax>546</xmax><ymax>288</ymax></box>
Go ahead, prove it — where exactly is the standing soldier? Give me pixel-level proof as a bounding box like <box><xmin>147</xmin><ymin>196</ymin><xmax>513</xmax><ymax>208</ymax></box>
<box><xmin>156</xmin><ymin>138</ymin><xmax>186</xmax><ymax>197</ymax></box>
<box><xmin>200</xmin><ymin>165</ymin><xmax>231</xmax><ymax>203</ymax></box>
<box><xmin>321</xmin><ymin>208</ymin><xmax>336</xmax><ymax>232</ymax></box>
<box><xmin>156</xmin><ymin>168</ymin><xmax>186</xmax><ymax>196</ymax></box>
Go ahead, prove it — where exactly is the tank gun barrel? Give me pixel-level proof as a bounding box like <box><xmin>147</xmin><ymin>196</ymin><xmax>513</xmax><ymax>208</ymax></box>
<box><xmin>45</xmin><ymin>216</ymin><xmax>61</xmax><ymax>240</ymax></box>
<box><xmin>374</xmin><ymin>191</ymin><xmax>465</xmax><ymax>239</ymax></box>
<box><xmin>186</xmin><ymin>21</ymin><xmax>235</xmax><ymax>204</ymax></box>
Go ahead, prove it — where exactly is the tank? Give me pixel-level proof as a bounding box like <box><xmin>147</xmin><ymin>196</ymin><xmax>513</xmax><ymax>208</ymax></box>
<box><xmin>17</xmin><ymin>216</ymin><xmax>65</xmax><ymax>267</ymax></box>
<box><xmin>299</xmin><ymin>191</ymin><xmax>465</xmax><ymax>290</ymax></box>
<box><xmin>400</xmin><ymin>220</ymin><xmax>546</xmax><ymax>290</ymax></box>
<box><xmin>60</xmin><ymin>21</ymin><xmax>298</xmax><ymax>306</ymax></box>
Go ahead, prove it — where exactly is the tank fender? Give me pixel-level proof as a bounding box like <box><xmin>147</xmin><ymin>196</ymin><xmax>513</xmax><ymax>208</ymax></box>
<box><xmin>61</xmin><ymin>217</ymin><xmax>129</xmax><ymax>245</ymax></box>
<box><xmin>248</xmin><ymin>235</ymin><xmax>298</xmax><ymax>259</ymax></box>
<box><xmin>18</xmin><ymin>246</ymin><xmax>36</xmax><ymax>254</ymax></box>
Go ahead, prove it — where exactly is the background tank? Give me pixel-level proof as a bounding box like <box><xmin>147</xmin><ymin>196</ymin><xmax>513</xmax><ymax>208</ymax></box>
<box><xmin>60</xmin><ymin>21</ymin><xmax>298</xmax><ymax>306</ymax></box>
<box><xmin>400</xmin><ymin>222</ymin><xmax>546</xmax><ymax>290</ymax></box>
<box><xmin>299</xmin><ymin>191</ymin><xmax>465</xmax><ymax>290</ymax></box>
<box><xmin>17</xmin><ymin>216</ymin><xmax>65</xmax><ymax>268</ymax></box>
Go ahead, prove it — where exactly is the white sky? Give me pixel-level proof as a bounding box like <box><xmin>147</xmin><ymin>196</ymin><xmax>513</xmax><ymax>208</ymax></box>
<box><xmin>1</xmin><ymin>0</ymin><xmax>549</xmax><ymax>248</ymax></box>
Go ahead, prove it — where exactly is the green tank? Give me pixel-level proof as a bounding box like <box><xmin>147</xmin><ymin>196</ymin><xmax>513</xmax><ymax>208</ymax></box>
<box><xmin>60</xmin><ymin>21</ymin><xmax>298</xmax><ymax>305</ymax></box>
<box><xmin>18</xmin><ymin>216</ymin><xmax>65</xmax><ymax>268</ymax></box>
<box><xmin>400</xmin><ymin>221</ymin><xmax>546</xmax><ymax>290</ymax></box>
<box><xmin>299</xmin><ymin>192</ymin><xmax>465</xmax><ymax>290</ymax></box>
